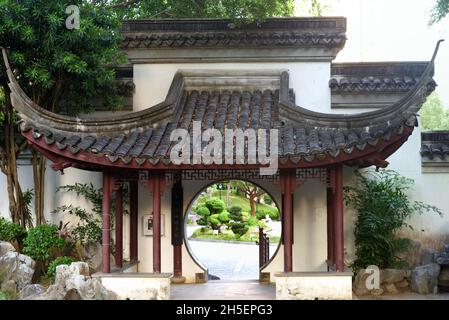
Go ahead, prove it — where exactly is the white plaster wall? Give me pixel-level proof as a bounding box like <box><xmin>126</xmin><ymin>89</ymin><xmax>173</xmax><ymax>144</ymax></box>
<box><xmin>385</xmin><ymin>128</ymin><xmax>449</xmax><ymax>235</ymax></box>
<box><xmin>133</xmin><ymin>62</ymin><xmax>331</xmax><ymax>113</ymax></box>
<box><xmin>137</xmin><ymin>180</ymin><xmax>204</xmax><ymax>283</ymax></box>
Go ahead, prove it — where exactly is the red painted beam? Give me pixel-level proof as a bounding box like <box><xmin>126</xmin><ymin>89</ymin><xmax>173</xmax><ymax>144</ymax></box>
<box><xmin>333</xmin><ymin>164</ymin><xmax>345</xmax><ymax>272</ymax></box>
<box><xmin>102</xmin><ymin>172</ymin><xmax>112</xmax><ymax>273</ymax></box>
<box><xmin>115</xmin><ymin>186</ymin><xmax>123</xmax><ymax>268</ymax></box>
<box><xmin>129</xmin><ymin>181</ymin><xmax>138</xmax><ymax>262</ymax></box>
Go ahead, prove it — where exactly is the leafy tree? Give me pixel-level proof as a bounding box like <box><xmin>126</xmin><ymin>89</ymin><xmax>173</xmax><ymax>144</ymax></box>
<box><xmin>0</xmin><ymin>0</ymin><xmax>299</xmax><ymax>228</ymax></box>
<box><xmin>235</xmin><ymin>181</ymin><xmax>265</xmax><ymax>217</ymax></box>
<box><xmin>99</xmin><ymin>0</ymin><xmax>295</xmax><ymax>21</ymax></box>
<box><xmin>430</xmin><ymin>0</ymin><xmax>449</xmax><ymax>24</ymax></box>
<box><xmin>344</xmin><ymin>170</ymin><xmax>442</xmax><ymax>272</ymax></box>
<box><xmin>420</xmin><ymin>92</ymin><xmax>449</xmax><ymax>131</ymax></box>
<box><xmin>0</xmin><ymin>0</ymin><xmax>125</xmax><ymax>226</ymax></box>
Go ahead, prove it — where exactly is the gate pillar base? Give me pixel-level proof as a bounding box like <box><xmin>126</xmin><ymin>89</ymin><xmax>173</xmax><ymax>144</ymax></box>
<box><xmin>275</xmin><ymin>272</ymin><xmax>353</xmax><ymax>300</ymax></box>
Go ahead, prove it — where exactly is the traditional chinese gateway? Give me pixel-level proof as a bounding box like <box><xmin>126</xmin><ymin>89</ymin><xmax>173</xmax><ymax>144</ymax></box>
<box><xmin>1</xmin><ymin>17</ymin><xmax>444</xmax><ymax>299</ymax></box>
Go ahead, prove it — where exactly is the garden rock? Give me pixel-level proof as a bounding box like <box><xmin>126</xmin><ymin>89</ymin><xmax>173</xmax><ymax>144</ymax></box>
<box><xmin>0</xmin><ymin>251</ymin><xmax>36</xmax><ymax>289</ymax></box>
<box><xmin>434</xmin><ymin>244</ymin><xmax>449</xmax><ymax>266</ymax></box>
<box><xmin>27</xmin><ymin>262</ymin><xmax>117</xmax><ymax>300</ymax></box>
<box><xmin>380</xmin><ymin>269</ymin><xmax>409</xmax><ymax>284</ymax></box>
<box><xmin>435</xmin><ymin>253</ymin><xmax>449</xmax><ymax>266</ymax></box>
<box><xmin>353</xmin><ymin>268</ymin><xmax>410</xmax><ymax>296</ymax></box>
<box><xmin>1</xmin><ymin>279</ymin><xmax>18</xmax><ymax>298</ymax></box>
<box><xmin>410</xmin><ymin>263</ymin><xmax>440</xmax><ymax>294</ymax></box>
<box><xmin>19</xmin><ymin>284</ymin><xmax>46</xmax><ymax>300</ymax></box>
<box><xmin>420</xmin><ymin>248</ymin><xmax>437</xmax><ymax>265</ymax></box>
<box><xmin>438</xmin><ymin>267</ymin><xmax>449</xmax><ymax>292</ymax></box>
<box><xmin>384</xmin><ymin>283</ymin><xmax>399</xmax><ymax>294</ymax></box>
<box><xmin>0</xmin><ymin>241</ymin><xmax>15</xmax><ymax>256</ymax></box>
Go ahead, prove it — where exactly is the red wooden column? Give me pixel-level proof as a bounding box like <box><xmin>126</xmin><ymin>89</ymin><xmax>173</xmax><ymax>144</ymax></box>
<box><xmin>129</xmin><ymin>180</ymin><xmax>138</xmax><ymax>262</ymax></box>
<box><xmin>280</xmin><ymin>169</ymin><xmax>295</xmax><ymax>273</ymax></box>
<box><xmin>151</xmin><ymin>172</ymin><xmax>165</xmax><ymax>273</ymax></box>
<box><xmin>102</xmin><ymin>172</ymin><xmax>112</xmax><ymax>273</ymax></box>
<box><xmin>333</xmin><ymin>164</ymin><xmax>345</xmax><ymax>272</ymax></box>
<box><xmin>173</xmin><ymin>245</ymin><xmax>182</xmax><ymax>277</ymax></box>
<box><xmin>171</xmin><ymin>178</ymin><xmax>184</xmax><ymax>279</ymax></box>
<box><xmin>326</xmin><ymin>169</ymin><xmax>335</xmax><ymax>270</ymax></box>
<box><xmin>115</xmin><ymin>184</ymin><xmax>123</xmax><ymax>268</ymax></box>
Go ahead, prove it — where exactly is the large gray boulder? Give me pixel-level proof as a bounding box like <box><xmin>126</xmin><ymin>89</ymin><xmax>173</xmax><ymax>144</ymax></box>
<box><xmin>420</xmin><ymin>248</ymin><xmax>437</xmax><ymax>266</ymax></box>
<box><xmin>19</xmin><ymin>284</ymin><xmax>46</xmax><ymax>300</ymax></box>
<box><xmin>26</xmin><ymin>262</ymin><xmax>117</xmax><ymax>300</ymax></box>
<box><xmin>435</xmin><ymin>253</ymin><xmax>449</xmax><ymax>266</ymax></box>
<box><xmin>0</xmin><ymin>251</ymin><xmax>35</xmax><ymax>290</ymax></box>
<box><xmin>0</xmin><ymin>241</ymin><xmax>15</xmax><ymax>256</ymax></box>
<box><xmin>410</xmin><ymin>263</ymin><xmax>441</xmax><ymax>294</ymax></box>
<box><xmin>438</xmin><ymin>267</ymin><xmax>449</xmax><ymax>292</ymax></box>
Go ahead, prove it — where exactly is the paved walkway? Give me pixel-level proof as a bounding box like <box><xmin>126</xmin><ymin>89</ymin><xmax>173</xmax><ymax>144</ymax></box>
<box><xmin>171</xmin><ymin>281</ymin><xmax>276</xmax><ymax>300</ymax></box>
<box><xmin>187</xmin><ymin>240</ymin><xmax>278</xmax><ymax>280</ymax></box>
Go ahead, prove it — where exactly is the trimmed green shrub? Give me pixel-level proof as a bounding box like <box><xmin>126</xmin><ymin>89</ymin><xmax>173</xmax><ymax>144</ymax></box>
<box><xmin>256</xmin><ymin>208</ymin><xmax>280</xmax><ymax>220</ymax></box>
<box><xmin>218</xmin><ymin>211</ymin><xmax>230</xmax><ymax>223</ymax></box>
<box><xmin>23</xmin><ymin>224</ymin><xmax>66</xmax><ymax>266</ymax></box>
<box><xmin>227</xmin><ymin>206</ymin><xmax>249</xmax><ymax>238</ymax></box>
<box><xmin>205</xmin><ymin>198</ymin><xmax>225</xmax><ymax>214</ymax></box>
<box><xmin>0</xmin><ymin>217</ymin><xmax>27</xmax><ymax>243</ymax></box>
<box><xmin>195</xmin><ymin>206</ymin><xmax>210</xmax><ymax>217</ymax></box>
<box><xmin>47</xmin><ymin>256</ymin><xmax>74</xmax><ymax>280</ymax></box>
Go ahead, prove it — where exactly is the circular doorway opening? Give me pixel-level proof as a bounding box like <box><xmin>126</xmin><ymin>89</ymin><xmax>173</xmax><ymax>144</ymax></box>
<box><xmin>185</xmin><ymin>180</ymin><xmax>281</xmax><ymax>281</ymax></box>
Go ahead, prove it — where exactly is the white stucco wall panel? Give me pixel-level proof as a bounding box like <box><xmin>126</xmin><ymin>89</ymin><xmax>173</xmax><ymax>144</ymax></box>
<box><xmin>133</xmin><ymin>62</ymin><xmax>331</xmax><ymax>114</ymax></box>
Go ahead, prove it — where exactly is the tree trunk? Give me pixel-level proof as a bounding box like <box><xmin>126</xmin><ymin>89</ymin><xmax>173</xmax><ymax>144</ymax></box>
<box><xmin>225</xmin><ymin>183</ymin><xmax>231</xmax><ymax>207</ymax></box>
<box><xmin>32</xmin><ymin>150</ymin><xmax>46</xmax><ymax>225</ymax></box>
<box><xmin>1</xmin><ymin>94</ymin><xmax>29</xmax><ymax>227</ymax></box>
<box><xmin>249</xmin><ymin>194</ymin><xmax>256</xmax><ymax>217</ymax></box>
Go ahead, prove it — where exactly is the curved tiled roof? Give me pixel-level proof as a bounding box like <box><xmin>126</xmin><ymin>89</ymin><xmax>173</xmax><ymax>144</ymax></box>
<box><xmin>330</xmin><ymin>62</ymin><xmax>437</xmax><ymax>94</ymax></box>
<box><xmin>421</xmin><ymin>131</ymin><xmax>449</xmax><ymax>160</ymax></box>
<box><xmin>1</xmin><ymin>40</ymin><xmax>442</xmax><ymax>170</ymax></box>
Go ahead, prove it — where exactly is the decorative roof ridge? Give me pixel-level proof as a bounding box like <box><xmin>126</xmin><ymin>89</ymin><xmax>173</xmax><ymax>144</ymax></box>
<box><xmin>279</xmin><ymin>40</ymin><xmax>444</xmax><ymax>129</ymax></box>
<box><xmin>120</xmin><ymin>17</ymin><xmax>347</xmax><ymax>51</ymax></box>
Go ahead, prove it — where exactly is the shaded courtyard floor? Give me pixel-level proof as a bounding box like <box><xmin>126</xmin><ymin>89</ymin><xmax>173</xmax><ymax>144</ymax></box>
<box><xmin>171</xmin><ymin>281</ymin><xmax>276</xmax><ymax>300</ymax></box>
<box><xmin>171</xmin><ymin>281</ymin><xmax>449</xmax><ymax>300</ymax></box>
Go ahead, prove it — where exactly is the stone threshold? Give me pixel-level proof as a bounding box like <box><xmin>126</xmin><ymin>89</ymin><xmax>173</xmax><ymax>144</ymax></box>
<box><xmin>275</xmin><ymin>272</ymin><xmax>353</xmax><ymax>277</ymax></box>
<box><xmin>92</xmin><ymin>272</ymin><xmax>172</xmax><ymax>278</ymax></box>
